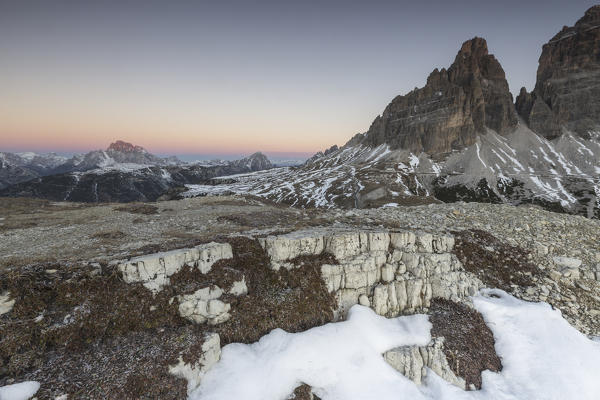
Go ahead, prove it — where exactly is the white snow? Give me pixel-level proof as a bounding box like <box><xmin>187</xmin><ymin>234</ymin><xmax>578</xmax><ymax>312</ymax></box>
<box><xmin>191</xmin><ymin>307</ymin><xmax>431</xmax><ymax>400</ymax></box>
<box><xmin>475</xmin><ymin>143</ymin><xmax>489</xmax><ymax>169</ymax></box>
<box><xmin>15</xmin><ymin>152</ymin><xmax>37</xmax><ymax>162</ymax></box>
<box><xmin>0</xmin><ymin>381</ymin><xmax>40</xmax><ymax>400</ymax></box>
<box><xmin>190</xmin><ymin>290</ymin><xmax>600</xmax><ymax>400</ymax></box>
<box><xmin>409</xmin><ymin>153</ymin><xmax>420</xmax><ymax>169</ymax></box>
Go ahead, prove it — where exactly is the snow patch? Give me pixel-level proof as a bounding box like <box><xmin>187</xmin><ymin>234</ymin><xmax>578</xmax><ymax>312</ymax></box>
<box><xmin>191</xmin><ymin>291</ymin><xmax>600</xmax><ymax>400</ymax></box>
<box><xmin>0</xmin><ymin>381</ymin><xmax>40</xmax><ymax>400</ymax></box>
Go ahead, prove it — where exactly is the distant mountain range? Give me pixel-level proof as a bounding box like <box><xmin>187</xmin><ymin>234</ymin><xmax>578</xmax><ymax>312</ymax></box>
<box><xmin>185</xmin><ymin>6</ymin><xmax>600</xmax><ymax>218</ymax></box>
<box><xmin>0</xmin><ymin>141</ymin><xmax>273</xmax><ymax>202</ymax></box>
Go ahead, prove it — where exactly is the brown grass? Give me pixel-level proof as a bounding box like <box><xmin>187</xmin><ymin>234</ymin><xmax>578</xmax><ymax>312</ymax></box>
<box><xmin>452</xmin><ymin>229</ymin><xmax>542</xmax><ymax>292</ymax></box>
<box><xmin>216</xmin><ymin>237</ymin><xmax>337</xmax><ymax>345</ymax></box>
<box><xmin>114</xmin><ymin>203</ymin><xmax>159</xmax><ymax>215</ymax></box>
<box><xmin>430</xmin><ymin>298</ymin><xmax>502</xmax><ymax>390</ymax></box>
<box><xmin>92</xmin><ymin>230</ymin><xmax>126</xmax><ymax>240</ymax></box>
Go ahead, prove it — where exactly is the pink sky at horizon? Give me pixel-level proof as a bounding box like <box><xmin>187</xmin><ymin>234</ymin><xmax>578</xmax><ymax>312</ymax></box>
<box><xmin>0</xmin><ymin>125</ymin><xmax>351</xmax><ymax>157</ymax></box>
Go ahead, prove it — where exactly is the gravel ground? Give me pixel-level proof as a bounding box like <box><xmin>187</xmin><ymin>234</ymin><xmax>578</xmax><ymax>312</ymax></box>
<box><xmin>2</xmin><ymin>196</ymin><xmax>598</xmax><ymax>272</ymax></box>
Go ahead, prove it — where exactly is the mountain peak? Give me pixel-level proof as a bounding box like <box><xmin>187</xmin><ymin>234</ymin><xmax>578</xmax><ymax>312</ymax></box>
<box><xmin>458</xmin><ymin>37</ymin><xmax>488</xmax><ymax>57</ymax></box>
<box><xmin>581</xmin><ymin>5</ymin><xmax>600</xmax><ymax>25</ymax></box>
<box><xmin>358</xmin><ymin>36</ymin><xmax>516</xmax><ymax>155</ymax></box>
<box><xmin>516</xmin><ymin>5</ymin><xmax>600</xmax><ymax>139</ymax></box>
<box><xmin>107</xmin><ymin>140</ymin><xmax>147</xmax><ymax>154</ymax></box>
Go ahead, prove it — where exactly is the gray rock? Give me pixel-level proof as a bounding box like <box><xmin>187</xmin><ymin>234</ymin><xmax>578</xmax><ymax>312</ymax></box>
<box><xmin>118</xmin><ymin>242</ymin><xmax>233</xmax><ymax>293</ymax></box>
<box><xmin>0</xmin><ymin>291</ymin><xmax>15</xmax><ymax>315</ymax></box>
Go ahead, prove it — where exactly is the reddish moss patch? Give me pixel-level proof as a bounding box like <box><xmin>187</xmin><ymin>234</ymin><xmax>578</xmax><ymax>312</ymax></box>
<box><xmin>452</xmin><ymin>229</ymin><xmax>541</xmax><ymax>292</ymax></box>
<box><xmin>429</xmin><ymin>298</ymin><xmax>502</xmax><ymax>390</ymax></box>
<box><xmin>0</xmin><ymin>262</ymin><xmax>203</xmax><ymax>399</ymax></box>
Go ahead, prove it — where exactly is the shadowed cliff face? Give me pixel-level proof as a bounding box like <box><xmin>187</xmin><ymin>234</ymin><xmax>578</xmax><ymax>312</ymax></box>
<box><xmin>361</xmin><ymin>37</ymin><xmax>517</xmax><ymax>155</ymax></box>
<box><xmin>516</xmin><ymin>5</ymin><xmax>600</xmax><ymax>140</ymax></box>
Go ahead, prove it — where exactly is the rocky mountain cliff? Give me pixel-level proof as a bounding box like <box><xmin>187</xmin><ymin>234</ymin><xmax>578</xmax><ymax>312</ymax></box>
<box><xmin>0</xmin><ymin>152</ymin><xmax>69</xmax><ymax>189</ymax></box>
<box><xmin>184</xmin><ymin>9</ymin><xmax>600</xmax><ymax>218</ymax></box>
<box><xmin>360</xmin><ymin>37</ymin><xmax>518</xmax><ymax>155</ymax></box>
<box><xmin>516</xmin><ymin>5</ymin><xmax>600</xmax><ymax>140</ymax></box>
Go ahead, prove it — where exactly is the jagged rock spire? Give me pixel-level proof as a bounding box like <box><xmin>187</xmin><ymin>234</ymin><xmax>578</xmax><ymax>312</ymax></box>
<box><xmin>359</xmin><ymin>37</ymin><xmax>517</xmax><ymax>155</ymax></box>
<box><xmin>516</xmin><ymin>5</ymin><xmax>600</xmax><ymax>139</ymax></box>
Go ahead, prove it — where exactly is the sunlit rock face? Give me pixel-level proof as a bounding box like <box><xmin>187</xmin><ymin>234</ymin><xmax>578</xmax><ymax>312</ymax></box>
<box><xmin>516</xmin><ymin>6</ymin><xmax>600</xmax><ymax>140</ymax></box>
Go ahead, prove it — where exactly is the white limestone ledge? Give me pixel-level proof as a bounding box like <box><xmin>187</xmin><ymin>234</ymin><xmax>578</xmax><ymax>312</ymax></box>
<box><xmin>117</xmin><ymin>242</ymin><xmax>233</xmax><ymax>293</ymax></box>
<box><xmin>259</xmin><ymin>229</ymin><xmax>481</xmax><ymax>318</ymax></box>
<box><xmin>174</xmin><ymin>278</ymin><xmax>247</xmax><ymax>325</ymax></box>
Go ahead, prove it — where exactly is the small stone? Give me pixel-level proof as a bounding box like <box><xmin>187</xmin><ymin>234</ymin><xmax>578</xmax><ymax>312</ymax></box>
<box><xmin>553</xmin><ymin>256</ymin><xmax>582</xmax><ymax>269</ymax></box>
<box><xmin>358</xmin><ymin>294</ymin><xmax>370</xmax><ymax>307</ymax></box>
<box><xmin>575</xmin><ymin>281</ymin><xmax>591</xmax><ymax>292</ymax></box>
<box><xmin>228</xmin><ymin>278</ymin><xmax>248</xmax><ymax>296</ymax></box>
<box><xmin>0</xmin><ymin>292</ymin><xmax>15</xmax><ymax>316</ymax></box>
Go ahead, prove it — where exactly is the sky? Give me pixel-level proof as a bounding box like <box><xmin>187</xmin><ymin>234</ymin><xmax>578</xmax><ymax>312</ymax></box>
<box><xmin>0</xmin><ymin>0</ymin><xmax>596</xmax><ymax>158</ymax></box>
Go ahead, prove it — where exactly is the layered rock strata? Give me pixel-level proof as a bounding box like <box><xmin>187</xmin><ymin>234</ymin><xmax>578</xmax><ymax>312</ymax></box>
<box><xmin>384</xmin><ymin>338</ymin><xmax>466</xmax><ymax>389</ymax></box>
<box><xmin>259</xmin><ymin>229</ymin><xmax>483</xmax><ymax>388</ymax></box>
<box><xmin>259</xmin><ymin>230</ymin><xmax>481</xmax><ymax>318</ymax></box>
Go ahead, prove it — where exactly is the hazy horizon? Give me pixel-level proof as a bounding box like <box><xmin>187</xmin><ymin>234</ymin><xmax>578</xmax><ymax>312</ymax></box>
<box><xmin>1</xmin><ymin>0</ymin><xmax>597</xmax><ymax>155</ymax></box>
<box><xmin>2</xmin><ymin>146</ymin><xmax>313</xmax><ymax>162</ymax></box>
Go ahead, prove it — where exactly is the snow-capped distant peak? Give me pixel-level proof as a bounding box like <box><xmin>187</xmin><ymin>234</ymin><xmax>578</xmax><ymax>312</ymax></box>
<box><xmin>107</xmin><ymin>140</ymin><xmax>148</xmax><ymax>154</ymax></box>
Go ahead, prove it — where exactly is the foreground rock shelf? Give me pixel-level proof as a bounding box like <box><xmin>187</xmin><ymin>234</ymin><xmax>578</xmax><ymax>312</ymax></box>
<box><xmin>1</xmin><ymin>203</ymin><xmax>599</xmax><ymax>399</ymax></box>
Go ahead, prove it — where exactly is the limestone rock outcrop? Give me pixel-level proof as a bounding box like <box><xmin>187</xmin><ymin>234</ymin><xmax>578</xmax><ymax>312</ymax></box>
<box><xmin>117</xmin><ymin>242</ymin><xmax>233</xmax><ymax>293</ymax></box>
<box><xmin>259</xmin><ymin>230</ymin><xmax>481</xmax><ymax>318</ymax></box>
<box><xmin>384</xmin><ymin>338</ymin><xmax>466</xmax><ymax>389</ymax></box>
<box><xmin>359</xmin><ymin>37</ymin><xmax>517</xmax><ymax>155</ymax></box>
<box><xmin>175</xmin><ymin>277</ymin><xmax>247</xmax><ymax>325</ymax></box>
<box><xmin>516</xmin><ymin>6</ymin><xmax>600</xmax><ymax>139</ymax></box>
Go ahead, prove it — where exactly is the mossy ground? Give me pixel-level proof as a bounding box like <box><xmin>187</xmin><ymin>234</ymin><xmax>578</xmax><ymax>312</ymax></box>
<box><xmin>430</xmin><ymin>298</ymin><xmax>502</xmax><ymax>390</ymax></box>
<box><xmin>0</xmin><ymin>236</ymin><xmax>338</xmax><ymax>399</ymax></box>
<box><xmin>452</xmin><ymin>229</ymin><xmax>542</xmax><ymax>292</ymax></box>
